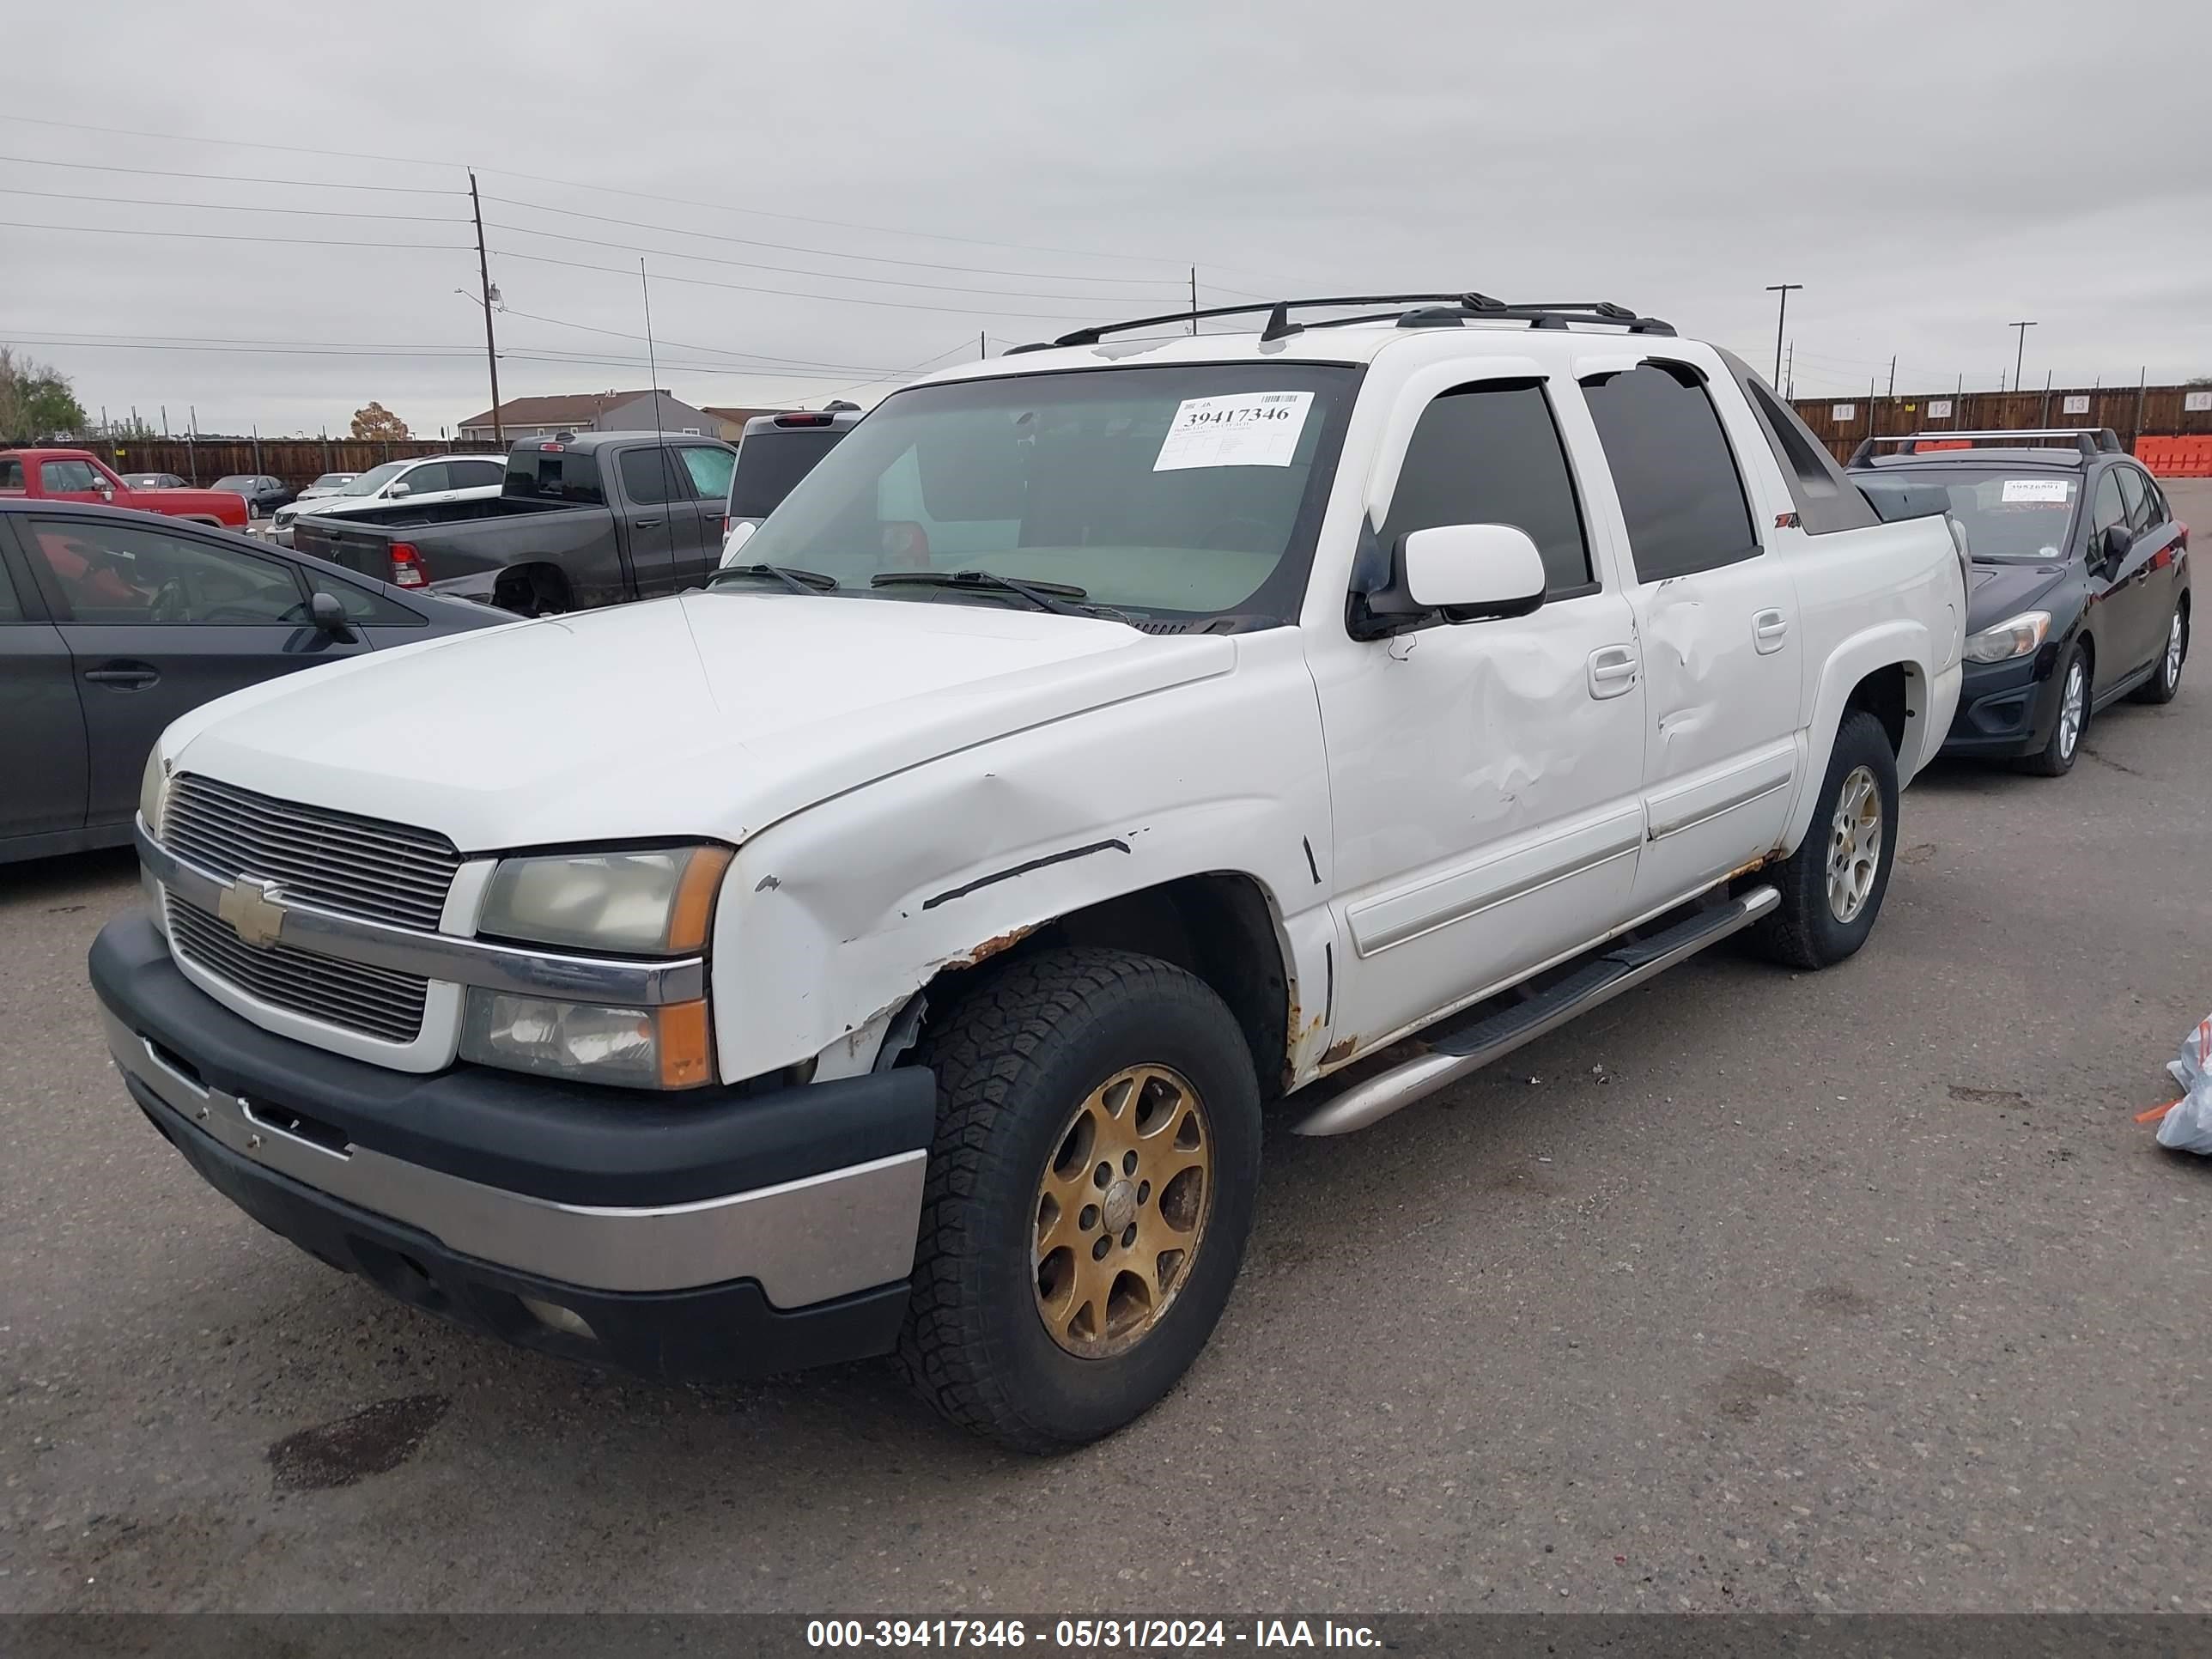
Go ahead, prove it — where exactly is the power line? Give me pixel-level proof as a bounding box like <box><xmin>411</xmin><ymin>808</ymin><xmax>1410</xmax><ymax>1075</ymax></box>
<box><xmin>0</xmin><ymin>113</ymin><xmax>1319</xmax><ymax>285</ymax></box>
<box><xmin>6</xmin><ymin>335</ymin><xmax>477</xmax><ymax>359</ymax></box>
<box><xmin>483</xmin><ymin>219</ymin><xmax>1173</xmax><ymax>304</ymax></box>
<box><xmin>482</xmin><ymin>192</ymin><xmax>1175</xmax><ymax>288</ymax></box>
<box><xmin>492</xmin><ymin>305</ymin><xmax>904</xmax><ymax>375</ymax></box>
<box><xmin>0</xmin><ymin>112</ymin><xmax>459</xmax><ymax>173</ymax></box>
<box><xmin>0</xmin><ymin>183</ymin><xmax>465</xmax><ymax>223</ymax></box>
<box><xmin>0</xmin><ymin>151</ymin><xmax>462</xmax><ymax>195</ymax></box>
<box><xmin>489</xmin><ymin>246</ymin><xmax>1097</xmax><ymax>320</ymax></box>
<box><xmin>0</xmin><ymin>218</ymin><xmax>470</xmax><ymax>251</ymax></box>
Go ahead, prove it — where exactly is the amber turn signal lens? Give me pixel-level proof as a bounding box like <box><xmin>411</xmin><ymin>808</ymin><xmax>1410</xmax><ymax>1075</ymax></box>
<box><xmin>657</xmin><ymin>999</ymin><xmax>714</xmax><ymax>1090</ymax></box>
<box><xmin>666</xmin><ymin>847</ymin><xmax>733</xmax><ymax>954</ymax></box>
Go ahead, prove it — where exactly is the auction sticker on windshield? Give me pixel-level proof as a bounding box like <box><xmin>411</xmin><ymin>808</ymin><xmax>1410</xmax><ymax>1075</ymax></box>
<box><xmin>2000</xmin><ymin>479</ymin><xmax>2072</xmax><ymax>503</ymax></box>
<box><xmin>1153</xmin><ymin>391</ymin><xmax>1313</xmax><ymax>471</ymax></box>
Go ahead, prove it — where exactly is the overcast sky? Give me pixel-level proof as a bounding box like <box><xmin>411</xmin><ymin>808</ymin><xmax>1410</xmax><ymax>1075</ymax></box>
<box><xmin>7</xmin><ymin>0</ymin><xmax>2208</xmax><ymax>438</ymax></box>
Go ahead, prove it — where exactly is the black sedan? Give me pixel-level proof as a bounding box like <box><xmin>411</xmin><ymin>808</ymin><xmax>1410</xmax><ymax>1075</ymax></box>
<box><xmin>0</xmin><ymin>499</ymin><xmax>510</xmax><ymax>864</ymax></box>
<box><xmin>211</xmin><ymin>473</ymin><xmax>296</xmax><ymax>518</ymax></box>
<box><xmin>1852</xmin><ymin>438</ymin><xmax>2191</xmax><ymax>775</ymax></box>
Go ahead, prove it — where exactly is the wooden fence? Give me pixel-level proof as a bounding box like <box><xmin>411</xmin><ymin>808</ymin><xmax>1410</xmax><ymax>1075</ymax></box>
<box><xmin>42</xmin><ymin>436</ymin><xmax>502</xmax><ymax>491</ymax></box>
<box><xmin>1789</xmin><ymin>383</ymin><xmax>2212</xmax><ymax>465</ymax></box>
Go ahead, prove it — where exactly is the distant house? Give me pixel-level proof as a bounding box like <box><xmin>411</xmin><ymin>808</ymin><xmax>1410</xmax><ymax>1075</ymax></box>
<box><xmin>457</xmin><ymin>389</ymin><xmax>718</xmax><ymax>443</ymax></box>
<box><xmin>702</xmin><ymin>405</ymin><xmax>799</xmax><ymax>442</ymax></box>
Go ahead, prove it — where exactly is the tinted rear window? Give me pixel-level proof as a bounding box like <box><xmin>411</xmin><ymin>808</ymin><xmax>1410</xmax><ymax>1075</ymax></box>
<box><xmin>503</xmin><ymin>447</ymin><xmax>604</xmax><ymax>505</ymax></box>
<box><xmin>728</xmin><ymin>428</ymin><xmax>847</xmax><ymax>517</ymax></box>
<box><xmin>1583</xmin><ymin>363</ymin><xmax>1759</xmax><ymax>582</ymax></box>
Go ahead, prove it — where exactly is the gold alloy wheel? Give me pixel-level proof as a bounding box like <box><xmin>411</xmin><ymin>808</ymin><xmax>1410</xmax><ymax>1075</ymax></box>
<box><xmin>1033</xmin><ymin>1065</ymin><xmax>1213</xmax><ymax>1358</ymax></box>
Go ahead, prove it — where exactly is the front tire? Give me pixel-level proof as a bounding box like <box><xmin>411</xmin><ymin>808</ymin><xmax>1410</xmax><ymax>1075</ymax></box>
<box><xmin>895</xmin><ymin>948</ymin><xmax>1261</xmax><ymax>1453</ymax></box>
<box><xmin>2016</xmin><ymin>642</ymin><xmax>2088</xmax><ymax>775</ymax></box>
<box><xmin>1752</xmin><ymin>709</ymin><xmax>1899</xmax><ymax>969</ymax></box>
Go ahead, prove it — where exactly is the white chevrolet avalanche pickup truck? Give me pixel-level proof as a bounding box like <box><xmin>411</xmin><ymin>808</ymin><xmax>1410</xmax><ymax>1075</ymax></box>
<box><xmin>93</xmin><ymin>294</ymin><xmax>1966</xmax><ymax>1451</ymax></box>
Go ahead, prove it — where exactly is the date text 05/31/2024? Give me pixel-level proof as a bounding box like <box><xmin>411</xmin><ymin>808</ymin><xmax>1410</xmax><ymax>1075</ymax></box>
<box><xmin>805</xmin><ymin>1620</ymin><xmax>1382</xmax><ymax>1649</ymax></box>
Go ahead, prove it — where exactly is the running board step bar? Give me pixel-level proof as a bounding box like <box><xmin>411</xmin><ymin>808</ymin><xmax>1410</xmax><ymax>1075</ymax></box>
<box><xmin>1292</xmin><ymin>884</ymin><xmax>1780</xmax><ymax>1137</ymax></box>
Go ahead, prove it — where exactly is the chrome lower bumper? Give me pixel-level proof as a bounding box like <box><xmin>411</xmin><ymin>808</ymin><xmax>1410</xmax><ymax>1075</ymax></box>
<box><xmin>106</xmin><ymin>1007</ymin><xmax>925</xmax><ymax>1305</ymax></box>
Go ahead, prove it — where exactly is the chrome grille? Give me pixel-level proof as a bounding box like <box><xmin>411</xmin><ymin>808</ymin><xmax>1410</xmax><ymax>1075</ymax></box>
<box><xmin>162</xmin><ymin>772</ymin><xmax>461</xmax><ymax>931</ymax></box>
<box><xmin>167</xmin><ymin>894</ymin><xmax>428</xmax><ymax>1043</ymax></box>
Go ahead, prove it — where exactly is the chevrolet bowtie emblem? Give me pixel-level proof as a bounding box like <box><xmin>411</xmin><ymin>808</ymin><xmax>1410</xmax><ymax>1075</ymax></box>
<box><xmin>216</xmin><ymin>876</ymin><xmax>287</xmax><ymax>950</ymax></box>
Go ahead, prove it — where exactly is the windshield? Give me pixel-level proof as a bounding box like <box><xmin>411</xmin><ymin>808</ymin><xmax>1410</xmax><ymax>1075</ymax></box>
<box><xmin>311</xmin><ymin>472</ymin><xmax>356</xmax><ymax>488</ymax></box>
<box><xmin>338</xmin><ymin>461</ymin><xmax>409</xmax><ymax>496</ymax></box>
<box><xmin>1857</xmin><ymin>468</ymin><xmax>2080</xmax><ymax>562</ymax></box>
<box><xmin>730</xmin><ymin>363</ymin><xmax>1358</xmax><ymax>624</ymax></box>
<box><xmin>213</xmin><ymin>476</ymin><xmax>255</xmax><ymax>490</ymax></box>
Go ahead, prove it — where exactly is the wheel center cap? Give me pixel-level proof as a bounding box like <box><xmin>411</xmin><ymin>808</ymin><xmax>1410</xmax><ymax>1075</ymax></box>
<box><xmin>1102</xmin><ymin>1179</ymin><xmax>1138</xmax><ymax>1234</ymax></box>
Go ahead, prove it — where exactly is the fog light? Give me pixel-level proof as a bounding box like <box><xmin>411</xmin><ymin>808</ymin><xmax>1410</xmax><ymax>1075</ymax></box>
<box><xmin>519</xmin><ymin>1297</ymin><xmax>596</xmax><ymax>1340</ymax></box>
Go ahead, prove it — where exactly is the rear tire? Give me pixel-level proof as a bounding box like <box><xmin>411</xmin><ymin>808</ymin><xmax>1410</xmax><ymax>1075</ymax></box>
<box><xmin>1752</xmin><ymin>710</ymin><xmax>1899</xmax><ymax>970</ymax></box>
<box><xmin>894</xmin><ymin>947</ymin><xmax>1261</xmax><ymax>1453</ymax></box>
<box><xmin>2130</xmin><ymin>604</ymin><xmax>2186</xmax><ymax>705</ymax></box>
<box><xmin>2016</xmin><ymin>643</ymin><xmax>2087</xmax><ymax>775</ymax></box>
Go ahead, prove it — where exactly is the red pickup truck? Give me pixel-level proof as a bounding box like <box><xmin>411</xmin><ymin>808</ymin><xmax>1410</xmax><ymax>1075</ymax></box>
<box><xmin>0</xmin><ymin>448</ymin><xmax>250</xmax><ymax>529</ymax></box>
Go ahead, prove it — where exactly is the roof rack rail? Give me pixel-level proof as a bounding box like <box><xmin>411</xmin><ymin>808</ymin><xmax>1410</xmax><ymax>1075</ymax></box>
<box><xmin>1848</xmin><ymin>428</ymin><xmax>2122</xmax><ymax>465</ymax></box>
<box><xmin>1003</xmin><ymin>293</ymin><xmax>1674</xmax><ymax>355</ymax></box>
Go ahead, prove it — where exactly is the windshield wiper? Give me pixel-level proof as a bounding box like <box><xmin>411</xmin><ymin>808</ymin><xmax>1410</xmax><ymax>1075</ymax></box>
<box><xmin>710</xmin><ymin>562</ymin><xmax>840</xmax><ymax>594</ymax></box>
<box><xmin>870</xmin><ymin>568</ymin><xmax>1095</xmax><ymax>617</ymax></box>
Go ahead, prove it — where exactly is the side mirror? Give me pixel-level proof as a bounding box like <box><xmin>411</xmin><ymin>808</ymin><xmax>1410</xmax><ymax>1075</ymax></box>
<box><xmin>95</xmin><ymin>482</ymin><xmax>115</xmax><ymax>501</ymax></box>
<box><xmin>719</xmin><ymin>520</ymin><xmax>759</xmax><ymax>565</ymax></box>
<box><xmin>387</xmin><ymin>481</ymin><xmax>413</xmax><ymax>498</ymax></box>
<box><xmin>1359</xmin><ymin>524</ymin><xmax>1547</xmax><ymax>629</ymax></box>
<box><xmin>2101</xmin><ymin>522</ymin><xmax>2132</xmax><ymax>567</ymax></box>
<box><xmin>307</xmin><ymin>590</ymin><xmax>354</xmax><ymax>638</ymax></box>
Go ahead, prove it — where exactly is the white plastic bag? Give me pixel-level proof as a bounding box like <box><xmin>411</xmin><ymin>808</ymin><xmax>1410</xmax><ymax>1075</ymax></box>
<box><xmin>2154</xmin><ymin>1014</ymin><xmax>2212</xmax><ymax>1154</ymax></box>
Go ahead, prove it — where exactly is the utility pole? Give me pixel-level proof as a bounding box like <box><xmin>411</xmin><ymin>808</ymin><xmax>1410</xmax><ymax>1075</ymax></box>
<box><xmin>978</xmin><ymin>331</ymin><xmax>987</xmax><ymax>361</ymax></box>
<box><xmin>2010</xmin><ymin>320</ymin><xmax>2035</xmax><ymax>396</ymax></box>
<box><xmin>469</xmin><ymin>169</ymin><xmax>504</xmax><ymax>449</ymax></box>
<box><xmin>2133</xmin><ymin>366</ymin><xmax>2147</xmax><ymax>446</ymax></box>
<box><xmin>1784</xmin><ymin>341</ymin><xmax>1793</xmax><ymax>399</ymax></box>
<box><xmin>187</xmin><ymin>405</ymin><xmax>199</xmax><ymax>485</ymax></box>
<box><xmin>1765</xmin><ymin>283</ymin><xmax>1802</xmax><ymax>386</ymax></box>
<box><xmin>1190</xmin><ymin>268</ymin><xmax>1199</xmax><ymax>335</ymax></box>
<box><xmin>1866</xmin><ymin>375</ymin><xmax>1877</xmax><ymax>441</ymax></box>
<box><xmin>2040</xmin><ymin>369</ymin><xmax>2052</xmax><ymax>428</ymax></box>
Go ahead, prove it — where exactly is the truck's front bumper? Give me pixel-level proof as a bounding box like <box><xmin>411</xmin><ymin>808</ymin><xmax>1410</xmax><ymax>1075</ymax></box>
<box><xmin>90</xmin><ymin>913</ymin><xmax>935</xmax><ymax>1382</ymax></box>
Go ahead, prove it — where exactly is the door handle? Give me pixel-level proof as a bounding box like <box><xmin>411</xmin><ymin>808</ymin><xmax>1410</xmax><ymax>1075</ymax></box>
<box><xmin>1587</xmin><ymin>645</ymin><xmax>1638</xmax><ymax>699</ymax></box>
<box><xmin>83</xmin><ymin>664</ymin><xmax>160</xmax><ymax>689</ymax></box>
<box><xmin>633</xmin><ymin>518</ymin><xmax>665</xmax><ymax>530</ymax></box>
<box><xmin>1753</xmin><ymin>609</ymin><xmax>1790</xmax><ymax>653</ymax></box>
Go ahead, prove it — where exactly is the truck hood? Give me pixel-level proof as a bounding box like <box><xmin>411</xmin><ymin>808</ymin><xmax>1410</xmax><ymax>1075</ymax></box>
<box><xmin>165</xmin><ymin>592</ymin><xmax>1234</xmax><ymax>853</ymax></box>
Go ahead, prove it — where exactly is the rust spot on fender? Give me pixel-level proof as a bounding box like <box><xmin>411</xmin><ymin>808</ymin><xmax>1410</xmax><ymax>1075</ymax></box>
<box><xmin>958</xmin><ymin>921</ymin><xmax>1042</xmax><ymax>966</ymax></box>
<box><xmin>1322</xmin><ymin>1036</ymin><xmax>1358</xmax><ymax>1066</ymax></box>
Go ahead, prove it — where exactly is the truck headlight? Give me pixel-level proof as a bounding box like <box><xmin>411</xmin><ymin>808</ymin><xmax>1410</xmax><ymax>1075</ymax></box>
<box><xmin>138</xmin><ymin>747</ymin><xmax>167</xmax><ymax>836</ymax></box>
<box><xmin>1962</xmin><ymin>610</ymin><xmax>2051</xmax><ymax>665</ymax></box>
<box><xmin>459</xmin><ymin>992</ymin><xmax>712</xmax><ymax>1090</ymax></box>
<box><xmin>477</xmin><ymin>846</ymin><xmax>730</xmax><ymax>955</ymax></box>
<box><xmin>467</xmin><ymin>845</ymin><xmax>729</xmax><ymax>1090</ymax></box>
